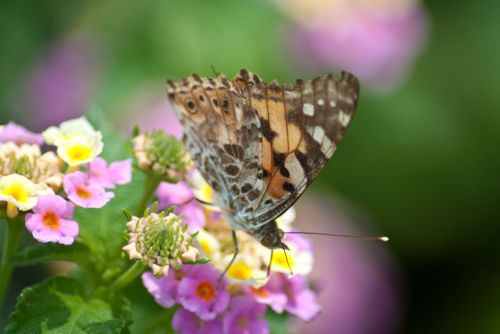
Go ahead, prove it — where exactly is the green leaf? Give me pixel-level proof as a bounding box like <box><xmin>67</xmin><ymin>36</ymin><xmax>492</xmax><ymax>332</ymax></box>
<box><xmin>6</xmin><ymin>277</ymin><xmax>131</xmax><ymax>333</ymax></box>
<box><xmin>87</xmin><ymin>107</ymin><xmax>131</xmax><ymax>161</ymax></box>
<box><xmin>125</xmin><ymin>279</ymin><xmax>176</xmax><ymax>334</ymax></box>
<box><xmin>12</xmin><ymin>242</ymin><xmax>91</xmax><ymax>267</ymax></box>
<box><xmin>266</xmin><ymin>310</ymin><xmax>289</xmax><ymax>334</ymax></box>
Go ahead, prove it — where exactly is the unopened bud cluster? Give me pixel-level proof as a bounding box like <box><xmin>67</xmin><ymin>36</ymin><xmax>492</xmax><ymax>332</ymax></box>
<box><xmin>133</xmin><ymin>130</ymin><xmax>191</xmax><ymax>182</ymax></box>
<box><xmin>123</xmin><ymin>207</ymin><xmax>200</xmax><ymax>277</ymax></box>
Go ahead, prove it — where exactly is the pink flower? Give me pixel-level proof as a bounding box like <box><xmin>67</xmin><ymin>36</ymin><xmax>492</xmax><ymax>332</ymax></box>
<box><xmin>63</xmin><ymin>171</ymin><xmax>114</xmax><ymax>208</ymax></box>
<box><xmin>177</xmin><ymin>264</ymin><xmax>230</xmax><ymax>321</ymax></box>
<box><xmin>142</xmin><ymin>269</ymin><xmax>182</xmax><ymax>308</ymax></box>
<box><xmin>250</xmin><ymin>273</ymin><xmax>321</xmax><ymax>322</ymax></box>
<box><xmin>25</xmin><ymin>195</ymin><xmax>79</xmax><ymax>245</ymax></box>
<box><xmin>0</xmin><ymin>122</ymin><xmax>44</xmax><ymax>145</ymax></box>
<box><xmin>87</xmin><ymin>157</ymin><xmax>132</xmax><ymax>188</ymax></box>
<box><xmin>172</xmin><ymin>308</ymin><xmax>223</xmax><ymax>334</ymax></box>
<box><xmin>223</xmin><ymin>296</ymin><xmax>269</xmax><ymax>334</ymax></box>
<box><xmin>156</xmin><ymin>181</ymin><xmax>205</xmax><ymax>232</ymax></box>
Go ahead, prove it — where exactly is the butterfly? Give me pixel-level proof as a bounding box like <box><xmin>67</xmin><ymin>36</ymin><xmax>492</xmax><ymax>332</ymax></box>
<box><xmin>167</xmin><ymin>69</ymin><xmax>359</xmax><ymax>273</ymax></box>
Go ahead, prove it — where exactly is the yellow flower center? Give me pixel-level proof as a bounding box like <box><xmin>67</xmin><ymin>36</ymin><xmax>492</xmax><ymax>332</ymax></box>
<box><xmin>2</xmin><ymin>183</ymin><xmax>28</xmax><ymax>203</ymax></box>
<box><xmin>76</xmin><ymin>186</ymin><xmax>92</xmax><ymax>199</ymax></box>
<box><xmin>201</xmin><ymin>183</ymin><xmax>213</xmax><ymax>202</ymax></box>
<box><xmin>199</xmin><ymin>239</ymin><xmax>212</xmax><ymax>258</ymax></box>
<box><xmin>195</xmin><ymin>281</ymin><xmax>215</xmax><ymax>301</ymax></box>
<box><xmin>67</xmin><ymin>145</ymin><xmax>91</xmax><ymax>162</ymax></box>
<box><xmin>272</xmin><ymin>250</ymin><xmax>295</xmax><ymax>270</ymax></box>
<box><xmin>227</xmin><ymin>262</ymin><xmax>252</xmax><ymax>281</ymax></box>
<box><xmin>42</xmin><ymin>211</ymin><xmax>60</xmax><ymax>229</ymax></box>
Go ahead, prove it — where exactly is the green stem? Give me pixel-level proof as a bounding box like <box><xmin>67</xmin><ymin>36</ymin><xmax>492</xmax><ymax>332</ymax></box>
<box><xmin>0</xmin><ymin>216</ymin><xmax>24</xmax><ymax>314</ymax></box>
<box><xmin>136</xmin><ymin>175</ymin><xmax>161</xmax><ymax>216</ymax></box>
<box><xmin>111</xmin><ymin>261</ymin><xmax>146</xmax><ymax>290</ymax></box>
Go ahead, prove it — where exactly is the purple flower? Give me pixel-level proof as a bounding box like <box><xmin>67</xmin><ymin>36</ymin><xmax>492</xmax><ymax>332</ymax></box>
<box><xmin>289</xmin><ymin>1</ymin><xmax>428</xmax><ymax>90</ymax></box>
<box><xmin>284</xmin><ymin>230</ymin><xmax>313</xmax><ymax>253</ymax></box>
<box><xmin>23</xmin><ymin>35</ymin><xmax>99</xmax><ymax>130</ymax></box>
<box><xmin>63</xmin><ymin>171</ymin><xmax>114</xmax><ymax>208</ymax></box>
<box><xmin>87</xmin><ymin>157</ymin><xmax>132</xmax><ymax>188</ymax></box>
<box><xmin>156</xmin><ymin>181</ymin><xmax>205</xmax><ymax>232</ymax></box>
<box><xmin>25</xmin><ymin>195</ymin><xmax>79</xmax><ymax>245</ymax></box>
<box><xmin>282</xmin><ymin>275</ymin><xmax>321</xmax><ymax>322</ymax></box>
<box><xmin>250</xmin><ymin>273</ymin><xmax>320</xmax><ymax>322</ymax></box>
<box><xmin>0</xmin><ymin>122</ymin><xmax>44</xmax><ymax>145</ymax></box>
<box><xmin>223</xmin><ymin>295</ymin><xmax>269</xmax><ymax>334</ymax></box>
<box><xmin>172</xmin><ymin>308</ymin><xmax>223</xmax><ymax>334</ymax></box>
<box><xmin>177</xmin><ymin>264</ymin><xmax>230</xmax><ymax>321</ymax></box>
<box><xmin>248</xmin><ymin>279</ymin><xmax>287</xmax><ymax>314</ymax></box>
<box><xmin>142</xmin><ymin>269</ymin><xmax>182</xmax><ymax>308</ymax></box>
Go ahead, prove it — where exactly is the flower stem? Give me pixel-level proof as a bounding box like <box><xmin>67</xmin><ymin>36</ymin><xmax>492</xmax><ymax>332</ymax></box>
<box><xmin>111</xmin><ymin>261</ymin><xmax>146</xmax><ymax>290</ymax></box>
<box><xmin>136</xmin><ymin>175</ymin><xmax>161</xmax><ymax>216</ymax></box>
<box><xmin>0</xmin><ymin>216</ymin><xmax>24</xmax><ymax>314</ymax></box>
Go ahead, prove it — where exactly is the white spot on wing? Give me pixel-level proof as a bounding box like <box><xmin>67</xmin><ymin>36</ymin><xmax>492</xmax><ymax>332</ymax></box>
<box><xmin>313</xmin><ymin>126</ymin><xmax>325</xmax><ymax>143</ymax></box>
<box><xmin>317</xmin><ymin>99</ymin><xmax>324</xmax><ymax>106</ymax></box>
<box><xmin>321</xmin><ymin>136</ymin><xmax>334</xmax><ymax>157</ymax></box>
<box><xmin>339</xmin><ymin>112</ymin><xmax>351</xmax><ymax>127</ymax></box>
<box><xmin>330</xmin><ymin>100</ymin><xmax>336</xmax><ymax>107</ymax></box>
<box><xmin>326</xmin><ymin>145</ymin><xmax>337</xmax><ymax>159</ymax></box>
<box><xmin>285</xmin><ymin>154</ymin><xmax>305</xmax><ymax>186</ymax></box>
<box><xmin>303</xmin><ymin>103</ymin><xmax>315</xmax><ymax>116</ymax></box>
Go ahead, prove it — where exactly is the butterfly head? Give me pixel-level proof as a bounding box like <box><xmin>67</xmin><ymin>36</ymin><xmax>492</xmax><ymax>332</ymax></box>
<box><xmin>252</xmin><ymin>220</ymin><xmax>289</xmax><ymax>250</ymax></box>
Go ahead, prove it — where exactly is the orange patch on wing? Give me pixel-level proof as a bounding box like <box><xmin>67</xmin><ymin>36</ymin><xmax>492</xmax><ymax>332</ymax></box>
<box><xmin>298</xmin><ymin>139</ymin><xmax>308</xmax><ymax>153</ymax></box>
<box><xmin>251</xmin><ymin>98</ymin><xmax>268</xmax><ymax>120</ymax></box>
<box><xmin>268</xmin><ymin>100</ymin><xmax>288</xmax><ymax>153</ymax></box>
<box><xmin>267</xmin><ymin>172</ymin><xmax>289</xmax><ymax>199</ymax></box>
<box><xmin>287</xmin><ymin>123</ymin><xmax>302</xmax><ymax>152</ymax></box>
<box><xmin>262</xmin><ymin>138</ymin><xmax>272</xmax><ymax>179</ymax></box>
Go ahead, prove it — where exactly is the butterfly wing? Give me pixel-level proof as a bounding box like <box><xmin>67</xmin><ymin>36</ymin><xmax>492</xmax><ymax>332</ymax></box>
<box><xmin>240</xmin><ymin>71</ymin><xmax>360</xmax><ymax>227</ymax></box>
<box><xmin>167</xmin><ymin>70</ymin><xmax>359</xmax><ymax>231</ymax></box>
<box><xmin>167</xmin><ymin>73</ymin><xmax>267</xmax><ymax>230</ymax></box>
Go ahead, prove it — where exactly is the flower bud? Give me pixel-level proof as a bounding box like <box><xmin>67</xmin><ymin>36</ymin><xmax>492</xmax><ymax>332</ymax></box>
<box><xmin>133</xmin><ymin>130</ymin><xmax>191</xmax><ymax>182</ymax></box>
<box><xmin>123</xmin><ymin>208</ymin><xmax>200</xmax><ymax>277</ymax></box>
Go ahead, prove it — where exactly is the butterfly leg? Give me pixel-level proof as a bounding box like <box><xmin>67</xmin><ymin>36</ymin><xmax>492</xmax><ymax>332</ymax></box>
<box><xmin>219</xmin><ymin>230</ymin><xmax>239</xmax><ymax>281</ymax></box>
<box><xmin>266</xmin><ymin>249</ymin><xmax>274</xmax><ymax>278</ymax></box>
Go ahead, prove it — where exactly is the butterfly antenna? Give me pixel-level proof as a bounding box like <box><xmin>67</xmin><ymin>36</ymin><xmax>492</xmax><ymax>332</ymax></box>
<box><xmin>285</xmin><ymin>231</ymin><xmax>389</xmax><ymax>243</ymax></box>
<box><xmin>280</xmin><ymin>241</ymin><xmax>293</xmax><ymax>277</ymax></box>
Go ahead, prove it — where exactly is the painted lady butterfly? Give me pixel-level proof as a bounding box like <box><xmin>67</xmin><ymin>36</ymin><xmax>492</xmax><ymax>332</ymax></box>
<box><xmin>167</xmin><ymin>69</ymin><xmax>359</xmax><ymax>271</ymax></box>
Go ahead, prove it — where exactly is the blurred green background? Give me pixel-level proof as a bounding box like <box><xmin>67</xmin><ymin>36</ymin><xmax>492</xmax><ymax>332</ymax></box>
<box><xmin>1</xmin><ymin>0</ymin><xmax>499</xmax><ymax>333</ymax></box>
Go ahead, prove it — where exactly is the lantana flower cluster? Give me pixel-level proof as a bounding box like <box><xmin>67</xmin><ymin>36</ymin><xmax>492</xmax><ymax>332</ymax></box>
<box><xmin>0</xmin><ymin>117</ymin><xmax>131</xmax><ymax>245</ymax></box>
<box><xmin>128</xmin><ymin>129</ymin><xmax>321</xmax><ymax>334</ymax></box>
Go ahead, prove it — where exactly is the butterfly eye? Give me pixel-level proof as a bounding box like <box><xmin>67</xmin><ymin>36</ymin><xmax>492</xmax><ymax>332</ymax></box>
<box><xmin>186</xmin><ymin>100</ymin><xmax>196</xmax><ymax>112</ymax></box>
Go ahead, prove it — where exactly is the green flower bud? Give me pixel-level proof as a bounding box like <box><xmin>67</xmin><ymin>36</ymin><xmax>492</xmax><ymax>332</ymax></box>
<box><xmin>123</xmin><ymin>207</ymin><xmax>200</xmax><ymax>277</ymax></box>
<box><xmin>132</xmin><ymin>130</ymin><xmax>191</xmax><ymax>182</ymax></box>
